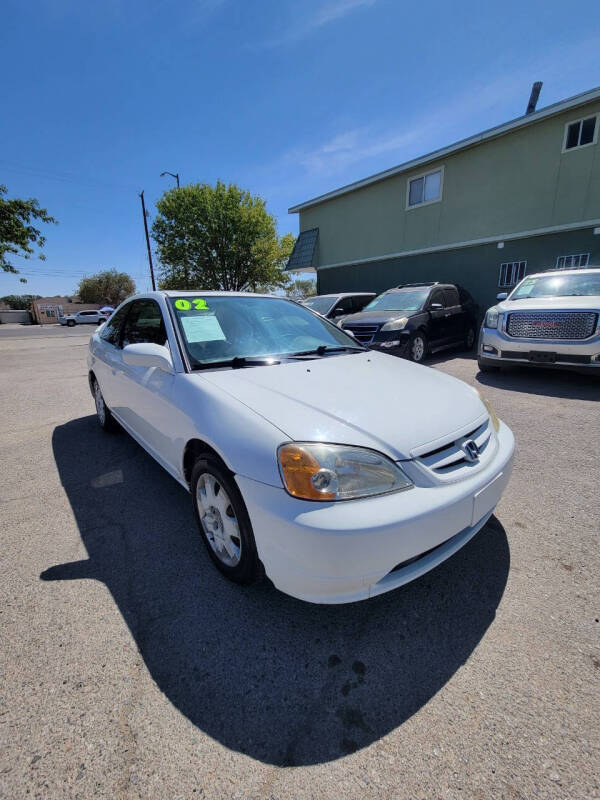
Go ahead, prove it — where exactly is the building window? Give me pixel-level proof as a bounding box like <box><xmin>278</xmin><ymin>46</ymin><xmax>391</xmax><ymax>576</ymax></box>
<box><xmin>555</xmin><ymin>253</ymin><xmax>590</xmax><ymax>269</ymax></box>
<box><xmin>563</xmin><ymin>115</ymin><xmax>598</xmax><ymax>152</ymax></box>
<box><xmin>499</xmin><ymin>261</ymin><xmax>527</xmax><ymax>288</ymax></box>
<box><xmin>407</xmin><ymin>168</ymin><xmax>443</xmax><ymax>208</ymax></box>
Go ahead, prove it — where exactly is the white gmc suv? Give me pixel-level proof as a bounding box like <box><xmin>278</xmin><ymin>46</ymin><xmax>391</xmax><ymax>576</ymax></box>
<box><xmin>478</xmin><ymin>268</ymin><xmax>600</xmax><ymax>375</ymax></box>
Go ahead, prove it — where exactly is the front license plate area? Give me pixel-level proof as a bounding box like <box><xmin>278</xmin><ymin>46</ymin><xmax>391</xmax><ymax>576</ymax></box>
<box><xmin>529</xmin><ymin>350</ymin><xmax>556</xmax><ymax>363</ymax></box>
<box><xmin>472</xmin><ymin>472</ymin><xmax>505</xmax><ymax>526</ymax></box>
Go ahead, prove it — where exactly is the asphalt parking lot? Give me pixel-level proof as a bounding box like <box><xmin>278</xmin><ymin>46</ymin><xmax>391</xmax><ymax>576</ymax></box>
<box><xmin>1</xmin><ymin>323</ymin><xmax>598</xmax><ymax>800</ymax></box>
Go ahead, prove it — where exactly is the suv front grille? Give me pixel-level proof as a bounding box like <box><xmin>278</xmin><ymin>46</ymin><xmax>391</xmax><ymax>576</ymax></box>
<box><xmin>342</xmin><ymin>324</ymin><xmax>380</xmax><ymax>344</ymax></box>
<box><xmin>506</xmin><ymin>311</ymin><xmax>597</xmax><ymax>340</ymax></box>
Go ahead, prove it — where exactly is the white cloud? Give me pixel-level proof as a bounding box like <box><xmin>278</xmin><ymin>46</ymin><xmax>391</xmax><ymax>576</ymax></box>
<box><xmin>312</xmin><ymin>0</ymin><xmax>377</xmax><ymax>29</ymax></box>
<box><xmin>258</xmin><ymin>0</ymin><xmax>377</xmax><ymax>48</ymax></box>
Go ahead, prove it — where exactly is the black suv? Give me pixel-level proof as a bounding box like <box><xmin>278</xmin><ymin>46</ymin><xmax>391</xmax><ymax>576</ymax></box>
<box><xmin>339</xmin><ymin>283</ymin><xmax>479</xmax><ymax>363</ymax></box>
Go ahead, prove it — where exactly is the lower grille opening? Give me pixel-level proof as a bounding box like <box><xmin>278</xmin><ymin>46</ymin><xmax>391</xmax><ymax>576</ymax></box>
<box><xmin>388</xmin><ymin>538</ymin><xmax>450</xmax><ymax>574</ymax></box>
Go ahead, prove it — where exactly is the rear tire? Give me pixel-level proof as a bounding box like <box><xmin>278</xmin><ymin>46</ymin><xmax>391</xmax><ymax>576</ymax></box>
<box><xmin>92</xmin><ymin>377</ymin><xmax>119</xmax><ymax>432</ymax></box>
<box><xmin>191</xmin><ymin>456</ymin><xmax>263</xmax><ymax>586</ymax></box>
<box><xmin>408</xmin><ymin>331</ymin><xmax>427</xmax><ymax>363</ymax></box>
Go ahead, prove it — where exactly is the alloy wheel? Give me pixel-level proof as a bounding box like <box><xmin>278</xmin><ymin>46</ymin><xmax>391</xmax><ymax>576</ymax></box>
<box><xmin>94</xmin><ymin>382</ymin><xmax>106</xmax><ymax>426</ymax></box>
<box><xmin>195</xmin><ymin>472</ymin><xmax>242</xmax><ymax>567</ymax></box>
<box><xmin>412</xmin><ymin>336</ymin><xmax>425</xmax><ymax>361</ymax></box>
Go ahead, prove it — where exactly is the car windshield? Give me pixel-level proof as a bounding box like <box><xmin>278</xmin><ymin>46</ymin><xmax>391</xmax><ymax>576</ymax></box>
<box><xmin>302</xmin><ymin>296</ymin><xmax>336</xmax><ymax>314</ymax></box>
<box><xmin>510</xmin><ymin>273</ymin><xmax>600</xmax><ymax>299</ymax></box>
<box><xmin>364</xmin><ymin>289</ymin><xmax>429</xmax><ymax>312</ymax></box>
<box><xmin>169</xmin><ymin>295</ymin><xmax>362</xmax><ymax>367</ymax></box>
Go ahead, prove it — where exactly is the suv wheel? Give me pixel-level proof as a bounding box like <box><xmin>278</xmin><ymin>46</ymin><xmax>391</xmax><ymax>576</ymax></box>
<box><xmin>477</xmin><ymin>358</ymin><xmax>499</xmax><ymax>373</ymax></box>
<box><xmin>67</xmin><ymin>320</ymin><xmax>76</xmax><ymax>327</ymax></box>
<box><xmin>464</xmin><ymin>326</ymin><xmax>476</xmax><ymax>350</ymax></box>
<box><xmin>408</xmin><ymin>332</ymin><xmax>427</xmax><ymax>363</ymax></box>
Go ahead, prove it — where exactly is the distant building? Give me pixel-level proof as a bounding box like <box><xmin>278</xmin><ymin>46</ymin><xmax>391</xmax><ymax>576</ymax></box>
<box><xmin>287</xmin><ymin>85</ymin><xmax>600</xmax><ymax>313</ymax></box>
<box><xmin>31</xmin><ymin>297</ymin><xmax>101</xmax><ymax>324</ymax></box>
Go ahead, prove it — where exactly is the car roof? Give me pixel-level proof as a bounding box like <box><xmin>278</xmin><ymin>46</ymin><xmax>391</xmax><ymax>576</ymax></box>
<box><xmin>526</xmin><ymin>267</ymin><xmax>600</xmax><ymax>279</ymax></box>
<box><xmin>308</xmin><ymin>292</ymin><xmax>376</xmax><ymax>299</ymax></box>
<box><xmin>387</xmin><ymin>284</ymin><xmax>453</xmax><ymax>292</ymax></box>
<box><xmin>160</xmin><ymin>290</ymin><xmax>276</xmax><ymax>298</ymax></box>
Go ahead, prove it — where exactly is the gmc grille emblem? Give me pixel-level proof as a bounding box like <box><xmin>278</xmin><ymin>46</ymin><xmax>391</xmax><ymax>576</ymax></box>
<box><xmin>462</xmin><ymin>440</ymin><xmax>480</xmax><ymax>462</ymax></box>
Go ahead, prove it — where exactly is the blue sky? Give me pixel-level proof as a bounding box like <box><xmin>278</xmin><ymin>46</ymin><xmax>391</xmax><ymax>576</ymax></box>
<box><xmin>2</xmin><ymin>0</ymin><xmax>600</xmax><ymax>297</ymax></box>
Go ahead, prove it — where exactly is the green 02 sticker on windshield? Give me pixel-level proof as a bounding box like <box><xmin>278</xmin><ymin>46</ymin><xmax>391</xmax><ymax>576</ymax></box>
<box><xmin>175</xmin><ymin>298</ymin><xmax>210</xmax><ymax>311</ymax></box>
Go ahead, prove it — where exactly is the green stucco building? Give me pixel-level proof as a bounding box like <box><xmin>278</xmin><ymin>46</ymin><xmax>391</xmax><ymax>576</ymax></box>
<box><xmin>287</xmin><ymin>86</ymin><xmax>600</xmax><ymax>316</ymax></box>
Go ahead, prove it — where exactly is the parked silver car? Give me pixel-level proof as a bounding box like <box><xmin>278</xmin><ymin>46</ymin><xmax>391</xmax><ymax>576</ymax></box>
<box><xmin>59</xmin><ymin>310</ymin><xmax>109</xmax><ymax>327</ymax></box>
<box><xmin>478</xmin><ymin>268</ymin><xmax>600</xmax><ymax>374</ymax></box>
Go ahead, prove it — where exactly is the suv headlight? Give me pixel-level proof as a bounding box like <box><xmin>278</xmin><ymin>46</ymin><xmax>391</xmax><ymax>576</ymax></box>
<box><xmin>278</xmin><ymin>443</ymin><xmax>413</xmax><ymax>501</ymax></box>
<box><xmin>381</xmin><ymin>316</ymin><xmax>409</xmax><ymax>332</ymax></box>
<box><xmin>474</xmin><ymin>389</ymin><xmax>500</xmax><ymax>432</ymax></box>
<box><xmin>485</xmin><ymin>307</ymin><xmax>499</xmax><ymax>328</ymax></box>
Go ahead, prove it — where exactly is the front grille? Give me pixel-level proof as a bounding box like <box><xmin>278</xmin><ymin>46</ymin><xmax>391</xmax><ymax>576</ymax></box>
<box><xmin>342</xmin><ymin>324</ymin><xmax>380</xmax><ymax>344</ymax></box>
<box><xmin>506</xmin><ymin>311</ymin><xmax>597</xmax><ymax>340</ymax></box>
<box><xmin>416</xmin><ymin>420</ymin><xmax>492</xmax><ymax>478</ymax></box>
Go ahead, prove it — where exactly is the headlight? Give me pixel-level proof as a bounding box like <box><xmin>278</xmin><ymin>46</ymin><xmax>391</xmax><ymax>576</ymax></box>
<box><xmin>278</xmin><ymin>443</ymin><xmax>413</xmax><ymax>501</ymax></box>
<box><xmin>475</xmin><ymin>389</ymin><xmax>500</xmax><ymax>433</ymax></box>
<box><xmin>381</xmin><ymin>316</ymin><xmax>408</xmax><ymax>332</ymax></box>
<box><xmin>485</xmin><ymin>307</ymin><xmax>499</xmax><ymax>328</ymax></box>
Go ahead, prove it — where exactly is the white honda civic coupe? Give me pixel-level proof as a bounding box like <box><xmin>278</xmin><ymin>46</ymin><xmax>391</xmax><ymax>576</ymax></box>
<box><xmin>88</xmin><ymin>291</ymin><xmax>515</xmax><ymax>604</ymax></box>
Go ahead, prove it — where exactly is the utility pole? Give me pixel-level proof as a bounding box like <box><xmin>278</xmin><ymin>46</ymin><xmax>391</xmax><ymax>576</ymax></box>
<box><xmin>139</xmin><ymin>190</ymin><xmax>156</xmax><ymax>291</ymax></box>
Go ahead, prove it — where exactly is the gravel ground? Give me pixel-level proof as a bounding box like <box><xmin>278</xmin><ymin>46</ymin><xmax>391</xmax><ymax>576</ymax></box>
<box><xmin>0</xmin><ymin>325</ymin><xmax>598</xmax><ymax>800</ymax></box>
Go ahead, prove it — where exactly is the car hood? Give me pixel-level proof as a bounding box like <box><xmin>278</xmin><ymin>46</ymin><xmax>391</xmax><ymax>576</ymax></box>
<box><xmin>498</xmin><ymin>295</ymin><xmax>600</xmax><ymax>313</ymax></box>
<box><xmin>340</xmin><ymin>309</ymin><xmax>421</xmax><ymax>326</ymax></box>
<box><xmin>198</xmin><ymin>351</ymin><xmax>486</xmax><ymax>460</ymax></box>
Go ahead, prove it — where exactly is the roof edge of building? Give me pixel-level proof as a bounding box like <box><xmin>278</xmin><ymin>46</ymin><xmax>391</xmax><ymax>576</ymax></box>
<box><xmin>288</xmin><ymin>86</ymin><xmax>600</xmax><ymax>214</ymax></box>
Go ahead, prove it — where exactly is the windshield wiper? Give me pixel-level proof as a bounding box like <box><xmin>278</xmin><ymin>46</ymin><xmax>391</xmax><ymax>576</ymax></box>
<box><xmin>286</xmin><ymin>345</ymin><xmax>365</xmax><ymax>358</ymax></box>
<box><xmin>192</xmin><ymin>356</ymin><xmax>280</xmax><ymax>370</ymax></box>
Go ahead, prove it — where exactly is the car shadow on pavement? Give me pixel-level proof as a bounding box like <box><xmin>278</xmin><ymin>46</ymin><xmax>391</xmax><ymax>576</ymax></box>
<box><xmin>476</xmin><ymin>366</ymin><xmax>599</xmax><ymax>401</ymax></box>
<box><xmin>42</xmin><ymin>415</ymin><xmax>510</xmax><ymax>766</ymax></box>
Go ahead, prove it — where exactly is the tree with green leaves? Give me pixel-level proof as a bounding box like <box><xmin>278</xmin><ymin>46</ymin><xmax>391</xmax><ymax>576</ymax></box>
<box><xmin>152</xmin><ymin>181</ymin><xmax>295</xmax><ymax>292</ymax></box>
<box><xmin>0</xmin><ymin>294</ymin><xmax>41</xmax><ymax>310</ymax></box>
<box><xmin>285</xmin><ymin>277</ymin><xmax>317</xmax><ymax>301</ymax></box>
<box><xmin>77</xmin><ymin>270</ymin><xmax>136</xmax><ymax>306</ymax></box>
<box><xmin>0</xmin><ymin>185</ymin><xmax>57</xmax><ymax>282</ymax></box>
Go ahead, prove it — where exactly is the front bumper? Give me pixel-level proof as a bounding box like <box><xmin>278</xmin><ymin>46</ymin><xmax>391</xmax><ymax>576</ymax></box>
<box><xmin>479</xmin><ymin>325</ymin><xmax>600</xmax><ymax>371</ymax></box>
<box><xmin>237</xmin><ymin>422</ymin><xmax>515</xmax><ymax>604</ymax></box>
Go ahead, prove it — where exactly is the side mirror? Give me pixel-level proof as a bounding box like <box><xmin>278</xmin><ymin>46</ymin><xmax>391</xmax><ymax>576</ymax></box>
<box><xmin>429</xmin><ymin>302</ymin><xmax>443</xmax><ymax>311</ymax></box>
<box><xmin>496</xmin><ymin>292</ymin><xmax>508</xmax><ymax>301</ymax></box>
<box><xmin>332</xmin><ymin>307</ymin><xmax>348</xmax><ymax>317</ymax></box>
<box><xmin>122</xmin><ymin>343</ymin><xmax>174</xmax><ymax>374</ymax></box>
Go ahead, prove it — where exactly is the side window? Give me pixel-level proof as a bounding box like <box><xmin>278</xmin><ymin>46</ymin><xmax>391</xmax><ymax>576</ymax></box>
<box><xmin>333</xmin><ymin>298</ymin><xmax>353</xmax><ymax>315</ymax></box>
<box><xmin>121</xmin><ymin>300</ymin><xmax>167</xmax><ymax>348</ymax></box>
<box><xmin>100</xmin><ymin>304</ymin><xmax>130</xmax><ymax>347</ymax></box>
<box><xmin>429</xmin><ymin>290</ymin><xmax>445</xmax><ymax>308</ymax></box>
<box><xmin>351</xmin><ymin>296</ymin><xmax>370</xmax><ymax>312</ymax></box>
<box><xmin>443</xmin><ymin>287</ymin><xmax>460</xmax><ymax>307</ymax></box>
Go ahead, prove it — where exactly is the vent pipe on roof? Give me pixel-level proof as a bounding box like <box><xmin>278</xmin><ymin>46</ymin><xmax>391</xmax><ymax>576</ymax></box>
<box><xmin>525</xmin><ymin>81</ymin><xmax>543</xmax><ymax>115</ymax></box>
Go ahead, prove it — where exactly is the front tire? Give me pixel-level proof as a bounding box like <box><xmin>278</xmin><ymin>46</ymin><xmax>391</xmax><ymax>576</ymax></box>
<box><xmin>464</xmin><ymin>325</ymin><xmax>476</xmax><ymax>350</ymax></box>
<box><xmin>67</xmin><ymin>320</ymin><xmax>76</xmax><ymax>327</ymax></box>
<box><xmin>191</xmin><ymin>456</ymin><xmax>263</xmax><ymax>585</ymax></box>
<box><xmin>92</xmin><ymin>377</ymin><xmax>119</xmax><ymax>432</ymax></box>
<box><xmin>408</xmin><ymin>331</ymin><xmax>427</xmax><ymax>363</ymax></box>
<box><xmin>477</xmin><ymin>358</ymin><xmax>500</xmax><ymax>373</ymax></box>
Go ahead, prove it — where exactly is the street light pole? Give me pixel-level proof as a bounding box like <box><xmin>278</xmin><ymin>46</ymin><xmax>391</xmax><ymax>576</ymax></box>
<box><xmin>139</xmin><ymin>190</ymin><xmax>156</xmax><ymax>291</ymax></box>
<box><xmin>160</xmin><ymin>171</ymin><xmax>180</xmax><ymax>188</ymax></box>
